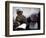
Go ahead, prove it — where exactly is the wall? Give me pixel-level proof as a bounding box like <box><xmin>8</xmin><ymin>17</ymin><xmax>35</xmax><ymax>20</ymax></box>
<box><xmin>0</xmin><ymin>0</ymin><xmax>46</xmax><ymax>38</ymax></box>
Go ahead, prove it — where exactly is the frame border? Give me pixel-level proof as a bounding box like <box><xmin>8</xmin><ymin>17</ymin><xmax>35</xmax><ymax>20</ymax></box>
<box><xmin>5</xmin><ymin>1</ymin><xmax>45</xmax><ymax>37</ymax></box>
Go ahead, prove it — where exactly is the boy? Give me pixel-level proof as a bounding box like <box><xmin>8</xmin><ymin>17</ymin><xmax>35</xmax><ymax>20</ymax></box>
<box><xmin>15</xmin><ymin>9</ymin><xmax>27</xmax><ymax>30</ymax></box>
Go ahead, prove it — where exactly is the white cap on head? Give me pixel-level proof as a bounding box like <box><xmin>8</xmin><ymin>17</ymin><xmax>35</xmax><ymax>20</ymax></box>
<box><xmin>16</xmin><ymin>8</ymin><xmax>23</xmax><ymax>11</ymax></box>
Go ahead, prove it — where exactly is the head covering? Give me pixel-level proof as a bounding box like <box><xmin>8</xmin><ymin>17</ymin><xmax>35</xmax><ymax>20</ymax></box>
<box><xmin>16</xmin><ymin>9</ymin><xmax>23</xmax><ymax>14</ymax></box>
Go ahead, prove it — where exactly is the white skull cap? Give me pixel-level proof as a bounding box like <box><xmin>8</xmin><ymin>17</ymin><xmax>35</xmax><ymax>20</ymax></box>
<box><xmin>16</xmin><ymin>8</ymin><xmax>23</xmax><ymax>11</ymax></box>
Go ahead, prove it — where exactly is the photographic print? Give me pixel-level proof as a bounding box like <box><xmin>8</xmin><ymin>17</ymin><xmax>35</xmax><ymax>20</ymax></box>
<box><xmin>13</xmin><ymin>7</ymin><xmax>40</xmax><ymax>30</ymax></box>
<box><xmin>5</xmin><ymin>1</ymin><xmax>45</xmax><ymax>37</ymax></box>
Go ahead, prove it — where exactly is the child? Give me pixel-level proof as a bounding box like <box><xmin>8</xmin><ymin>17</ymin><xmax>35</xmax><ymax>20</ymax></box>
<box><xmin>15</xmin><ymin>9</ymin><xmax>27</xmax><ymax>30</ymax></box>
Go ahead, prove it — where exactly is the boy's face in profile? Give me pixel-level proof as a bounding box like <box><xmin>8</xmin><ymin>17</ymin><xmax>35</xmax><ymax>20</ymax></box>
<box><xmin>17</xmin><ymin>11</ymin><xmax>23</xmax><ymax>16</ymax></box>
